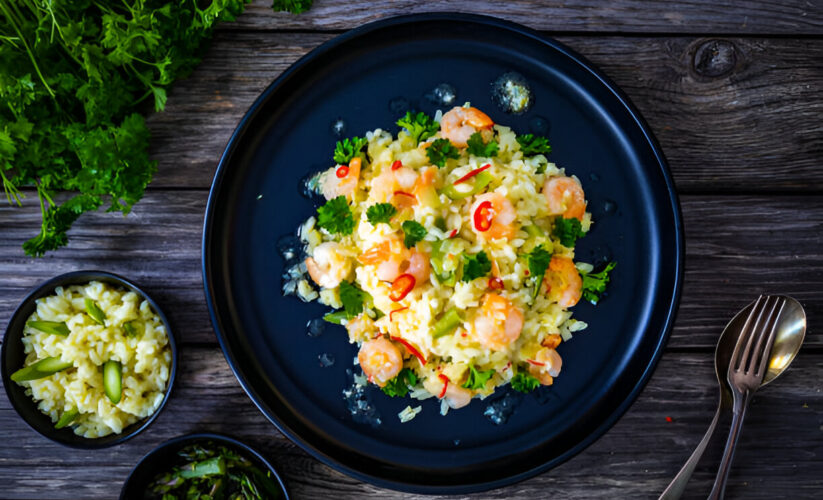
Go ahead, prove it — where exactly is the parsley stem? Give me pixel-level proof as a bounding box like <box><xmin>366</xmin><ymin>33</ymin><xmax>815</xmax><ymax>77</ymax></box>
<box><xmin>0</xmin><ymin>0</ymin><xmax>55</xmax><ymax>98</ymax></box>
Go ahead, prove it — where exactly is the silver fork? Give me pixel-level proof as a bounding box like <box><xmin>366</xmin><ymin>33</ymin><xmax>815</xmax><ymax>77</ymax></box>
<box><xmin>708</xmin><ymin>295</ymin><xmax>786</xmax><ymax>500</ymax></box>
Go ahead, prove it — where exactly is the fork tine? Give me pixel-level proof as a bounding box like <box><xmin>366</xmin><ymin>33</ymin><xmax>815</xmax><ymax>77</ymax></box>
<box><xmin>731</xmin><ymin>295</ymin><xmax>768</xmax><ymax>371</ymax></box>
<box><xmin>741</xmin><ymin>296</ymin><xmax>779</xmax><ymax>372</ymax></box>
<box><xmin>754</xmin><ymin>297</ymin><xmax>786</xmax><ymax>377</ymax></box>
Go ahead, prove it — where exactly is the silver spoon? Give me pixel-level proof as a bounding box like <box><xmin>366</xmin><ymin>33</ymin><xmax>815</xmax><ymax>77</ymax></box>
<box><xmin>659</xmin><ymin>295</ymin><xmax>806</xmax><ymax>500</ymax></box>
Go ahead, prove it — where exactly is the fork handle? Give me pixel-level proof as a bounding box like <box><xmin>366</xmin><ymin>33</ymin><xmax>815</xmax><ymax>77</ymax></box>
<box><xmin>709</xmin><ymin>390</ymin><xmax>752</xmax><ymax>500</ymax></box>
<box><xmin>659</xmin><ymin>402</ymin><xmax>724</xmax><ymax>500</ymax></box>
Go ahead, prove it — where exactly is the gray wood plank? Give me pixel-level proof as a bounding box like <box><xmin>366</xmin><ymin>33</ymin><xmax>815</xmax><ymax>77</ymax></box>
<box><xmin>0</xmin><ymin>191</ymin><xmax>821</xmax><ymax>349</ymax></box>
<box><xmin>220</xmin><ymin>0</ymin><xmax>823</xmax><ymax>35</ymax></box>
<box><xmin>146</xmin><ymin>32</ymin><xmax>823</xmax><ymax>192</ymax></box>
<box><xmin>0</xmin><ymin>347</ymin><xmax>820</xmax><ymax>498</ymax></box>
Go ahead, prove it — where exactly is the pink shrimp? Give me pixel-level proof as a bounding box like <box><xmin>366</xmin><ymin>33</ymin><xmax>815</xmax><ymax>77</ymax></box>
<box><xmin>320</xmin><ymin>157</ymin><xmax>362</xmax><ymax>200</ymax></box>
<box><xmin>305</xmin><ymin>242</ymin><xmax>350</xmax><ymax>289</ymax></box>
<box><xmin>440</xmin><ymin>106</ymin><xmax>495</xmax><ymax>148</ymax></box>
<box><xmin>470</xmin><ymin>192</ymin><xmax>517</xmax><ymax>240</ymax></box>
<box><xmin>544</xmin><ymin>256</ymin><xmax>582</xmax><ymax>308</ymax></box>
<box><xmin>528</xmin><ymin>347</ymin><xmax>563</xmax><ymax>386</ymax></box>
<box><xmin>358</xmin><ymin>337</ymin><xmax>403</xmax><ymax>387</ymax></box>
<box><xmin>543</xmin><ymin>175</ymin><xmax>586</xmax><ymax>221</ymax></box>
<box><xmin>472</xmin><ymin>293</ymin><xmax>524</xmax><ymax>351</ymax></box>
<box><xmin>357</xmin><ymin>237</ymin><xmax>430</xmax><ymax>284</ymax></box>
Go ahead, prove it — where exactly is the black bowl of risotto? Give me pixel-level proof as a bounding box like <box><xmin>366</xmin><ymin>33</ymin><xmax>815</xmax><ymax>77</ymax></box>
<box><xmin>120</xmin><ymin>433</ymin><xmax>289</xmax><ymax>499</ymax></box>
<box><xmin>1</xmin><ymin>271</ymin><xmax>178</xmax><ymax>448</ymax></box>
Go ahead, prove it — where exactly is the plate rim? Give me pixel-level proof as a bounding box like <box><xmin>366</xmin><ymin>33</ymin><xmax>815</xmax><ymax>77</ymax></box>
<box><xmin>202</xmin><ymin>12</ymin><xmax>684</xmax><ymax>493</ymax></box>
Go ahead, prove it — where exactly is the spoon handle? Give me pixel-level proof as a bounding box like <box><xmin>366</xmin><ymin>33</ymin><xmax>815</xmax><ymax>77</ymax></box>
<box><xmin>708</xmin><ymin>390</ymin><xmax>752</xmax><ymax>500</ymax></box>
<box><xmin>658</xmin><ymin>403</ymin><xmax>723</xmax><ymax>500</ymax></box>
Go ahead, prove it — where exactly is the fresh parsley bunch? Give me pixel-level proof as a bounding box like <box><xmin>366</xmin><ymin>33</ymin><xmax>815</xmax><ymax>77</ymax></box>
<box><xmin>0</xmin><ymin>0</ymin><xmax>312</xmax><ymax>256</ymax></box>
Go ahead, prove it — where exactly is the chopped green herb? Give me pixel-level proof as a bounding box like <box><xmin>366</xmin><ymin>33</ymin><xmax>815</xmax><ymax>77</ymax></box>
<box><xmin>339</xmin><ymin>281</ymin><xmax>366</xmax><ymax>319</ymax></box>
<box><xmin>316</xmin><ymin>196</ymin><xmax>355</xmax><ymax>235</ymax></box>
<box><xmin>271</xmin><ymin>0</ymin><xmax>313</xmax><ymax>14</ymax></box>
<box><xmin>552</xmin><ymin>217</ymin><xmax>586</xmax><ymax>247</ymax></box>
<box><xmin>462</xmin><ymin>365</ymin><xmax>495</xmax><ymax>390</ymax></box>
<box><xmin>333</xmin><ymin>136</ymin><xmax>368</xmax><ymax>165</ymax></box>
<box><xmin>581</xmin><ymin>261</ymin><xmax>617</xmax><ymax>305</ymax></box>
<box><xmin>426</xmin><ymin>138</ymin><xmax>460</xmax><ymax>168</ymax></box>
<box><xmin>396</xmin><ymin>111</ymin><xmax>440</xmax><ymax>145</ymax></box>
<box><xmin>366</xmin><ymin>203</ymin><xmax>396</xmax><ymax>226</ymax></box>
<box><xmin>381</xmin><ymin>368</ymin><xmax>418</xmax><ymax>397</ymax></box>
<box><xmin>123</xmin><ymin>321</ymin><xmax>139</xmax><ymax>337</ymax></box>
<box><xmin>511</xmin><ymin>371</ymin><xmax>540</xmax><ymax>393</ymax></box>
<box><xmin>84</xmin><ymin>299</ymin><xmax>106</xmax><ymax>325</ymax></box>
<box><xmin>401</xmin><ymin>220</ymin><xmax>427</xmax><ymax>248</ymax></box>
<box><xmin>461</xmin><ymin>251</ymin><xmax>492</xmax><ymax>282</ymax></box>
<box><xmin>516</xmin><ymin>134</ymin><xmax>553</xmax><ymax>156</ymax></box>
<box><xmin>466</xmin><ymin>132</ymin><xmax>499</xmax><ymax>157</ymax></box>
<box><xmin>527</xmin><ymin>245</ymin><xmax>552</xmax><ymax>299</ymax></box>
<box><xmin>322</xmin><ymin>310</ymin><xmax>348</xmax><ymax>325</ymax></box>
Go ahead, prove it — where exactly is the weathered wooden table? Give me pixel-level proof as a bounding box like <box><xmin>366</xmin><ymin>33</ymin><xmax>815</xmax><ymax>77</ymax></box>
<box><xmin>2</xmin><ymin>1</ymin><xmax>822</xmax><ymax>498</ymax></box>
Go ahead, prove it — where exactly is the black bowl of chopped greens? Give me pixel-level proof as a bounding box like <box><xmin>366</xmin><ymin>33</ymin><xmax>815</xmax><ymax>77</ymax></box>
<box><xmin>120</xmin><ymin>433</ymin><xmax>288</xmax><ymax>500</ymax></box>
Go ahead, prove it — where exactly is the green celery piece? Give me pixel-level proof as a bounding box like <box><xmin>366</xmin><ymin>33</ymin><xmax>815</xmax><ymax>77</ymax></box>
<box><xmin>429</xmin><ymin>240</ymin><xmax>456</xmax><ymax>286</ymax></box>
<box><xmin>103</xmin><ymin>360</ymin><xmax>122</xmax><ymax>404</ymax></box>
<box><xmin>441</xmin><ymin>171</ymin><xmax>493</xmax><ymax>200</ymax></box>
<box><xmin>27</xmin><ymin>320</ymin><xmax>70</xmax><ymax>337</ymax></box>
<box><xmin>432</xmin><ymin>308</ymin><xmax>462</xmax><ymax>338</ymax></box>
<box><xmin>11</xmin><ymin>357</ymin><xmax>73</xmax><ymax>382</ymax></box>
<box><xmin>524</xmin><ymin>224</ymin><xmax>546</xmax><ymax>239</ymax></box>
<box><xmin>123</xmin><ymin>321</ymin><xmax>139</xmax><ymax>337</ymax></box>
<box><xmin>55</xmin><ymin>407</ymin><xmax>79</xmax><ymax>429</ymax></box>
<box><xmin>179</xmin><ymin>456</ymin><xmax>226</xmax><ymax>479</ymax></box>
<box><xmin>85</xmin><ymin>298</ymin><xmax>106</xmax><ymax>325</ymax></box>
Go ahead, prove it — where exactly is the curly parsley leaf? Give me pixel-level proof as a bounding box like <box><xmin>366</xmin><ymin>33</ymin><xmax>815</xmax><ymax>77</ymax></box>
<box><xmin>333</xmin><ymin>136</ymin><xmax>368</xmax><ymax>165</ymax></box>
<box><xmin>339</xmin><ymin>281</ymin><xmax>366</xmax><ymax>318</ymax></box>
<box><xmin>516</xmin><ymin>134</ymin><xmax>553</xmax><ymax>156</ymax></box>
<box><xmin>401</xmin><ymin>220</ymin><xmax>427</xmax><ymax>248</ymax></box>
<box><xmin>527</xmin><ymin>245</ymin><xmax>552</xmax><ymax>299</ymax></box>
<box><xmin>581</xmin><ymin>261</ymin><xmax>616</xmax><ymax>305</ymax></box>
<box><xmin>552</xmin><ymin>217</ymin><xmax>586</xmax><ymax>247</ymax></box>
<box><xmin>396</xmin><ymin>111</ymin><xmax>440</xmax><ymax>145</ymax></box>
<box><xmin>366</xmin><ymin>203</ymin><xmax>396</xmax><ymax>226</ymax></box>
<box><xmin>462</xmin><ymin>364</ymin><xmax>495</xmax><ymax>390</ymax></box>
<box><xmin>511</xmin><ymin>371</ymin><xmax>540</xmax><ymax>393</ymax></box>
<box><xmin>426</xmin><ymin>138</ymin><xmax>460</xmax><ymax>168</ymax></box>
<box><xmin>316</xmin><ymin>196</ymin><xmax>354</xmax><ymax>235</ymax></box>
<box><xmin>461</xmin><ymin>251</ymin><xmax>492</xmax><ymax>282</ymax></box>
<box><xmin>466</xmin><ymin>132</ymin><xmax>498</xmax><ymax>158</ymax></box>
<box><xmin>271</xmin><ymin>0</ymin><xmax>313</xmax><ymax>14</ymax></box>
<box><xmin>381</xmin><ymin>368</ymin><xmax>418</xmax><ymax>397</ymax></box>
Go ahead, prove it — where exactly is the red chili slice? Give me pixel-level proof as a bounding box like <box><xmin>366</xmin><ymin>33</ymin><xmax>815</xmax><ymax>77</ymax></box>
<box><xmin>393</xmin><ymin>190</ymin><xmax>417</xmax><ymax>200</ymax></box>
<box><xmin>526</xmin><ymin>359</ymin><xmax>545</xmax><ymax>367</ymax></box>
<box><xmin>390</xmin><ymin>336</ymin><xmax>427</xmax><ymax>365</ymax></box>
<box><xmin>438</xmin><ymin>374</ymin><xmax>450</xmax><ymax>399</ymax></box>
<box><xmin>389</xmin><ymin>307</ymin><xmax>409</xmax><ymax>322</ymax></box>
<box><xmin>488</xmin><ymin>277</ymin><xmax>504</xmax><ymax>290</ymax></box>
<box><xmin>389</xmin><ymin>273</ymin><xmax>416</xmax><ymax>302</ymax></box>
<box><xmin>473</xmin><ymin>200</ymin><xmax>494</xmax><ymax>232</ymax></box>
<box><xmin>453</xmin><ymin>163</ymin><xmax>491</xmax><ymax>185</ymax></box>
<box><xmin>391</xmin><ymin>160</ymin><xmax>403</xmax><ymax>171</ymax></box>
<box><xmin>335</xmin><ymin>165</ymin><xmax>349</xmax><ymax>178</ymax></box>
<box><xmin>448</xmin><ymin>229</ymin><xmax>458</xmax><ymax>238</ymax></box>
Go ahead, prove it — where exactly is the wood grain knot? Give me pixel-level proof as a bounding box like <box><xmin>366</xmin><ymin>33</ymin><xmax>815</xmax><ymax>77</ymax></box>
<box><xmin>692</xmin><ymin>40</ymin><xmax>737</xmax><ymax>78</ymax></box>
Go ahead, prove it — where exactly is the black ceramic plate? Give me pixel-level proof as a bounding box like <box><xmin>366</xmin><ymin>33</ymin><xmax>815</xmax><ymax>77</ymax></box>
<box><xmin>203</xmin><ymin>13</ymin><xmax>683</xmax><ymax>493</ymax></box>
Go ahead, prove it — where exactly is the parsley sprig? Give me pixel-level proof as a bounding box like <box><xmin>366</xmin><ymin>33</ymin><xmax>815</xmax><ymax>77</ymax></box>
<box><xmin>401</xmin><ymin>220</ymin><xmax>427</xmax><ymax>248</ymax></box>
<box><xmin>466</xmin><ymin>132</ymin><xmax>499</xmax><ymax>157</ymax></box>
<box><xmin>527</xmin><ymin>245</ymin><xmax>552</xmax><ymax>298</ymax></box>
<box><xmin>516</xmin><ymin>134</ymin><xmax>553</xmax><ymax>156</ymax></box>
<box><xmin>461</xmin><ymin>251</ymin><xmax>492</xmax><ymax>282</ymax></box>
<box><xmin>381</xmin><ymin>368</ymin><xmax>418</xmax><ymax>397</ymax></box>
<box><xmin>396</xmin><ymin>111</ymin><xmax>440</xmax><ymax>145</ymax></box>
<box><xmin>272</xmin><ymin>0</ymin><xmax>313</xmax><ymax>13</ymax></box>
<box><xmin>366</xmin><ymin>203</ymin><xmax>396</xmax><ymax>226</ymax></box>
<box><xmin>581</xmin><ymin>262</ymin><xmax>617</xmax><ymax>305</ymax></box>
<box><xmin>339</xmin><ymin>281</ymin><xmax>366</xmax><ymax>318</ymax></box>
<box><xmin>333</xmin><ymin>137</ymin><xmax>368</xmax><ymax>164</ymax></box>
<box><xmin>462</xmin><ymin>365</ymin><xmax>495</xmax><ymax>390</ymax></box>
<box><xmin>552</xmin><ymin>217</ymin><xmax>586</xmax><ymax>247</ymax></box>
<box><xmin>511</xmin><ymin>371</ymin><xmax>540</xmax><ymax>393</ymax></box>
<box><xmin>316</xmin><ymin>196</ymin><xmax>354</xmax><ymax>235</ymax></box>
<box><xmin>426</xmin><ymin>138</ymin><xmax>460</xmax><ymax>168</ymax></box>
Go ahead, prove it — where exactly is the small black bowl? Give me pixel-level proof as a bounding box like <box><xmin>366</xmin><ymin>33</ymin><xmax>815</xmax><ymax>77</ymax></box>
<box><xmin>120</xmin><ymin>433</ymin><xmax>289</xmax><ymax>499</ymax></box>
<box><xmin>0</xmin><ymin>270</ymin><xmax>178</xmax><ymax>448</ymax></box>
